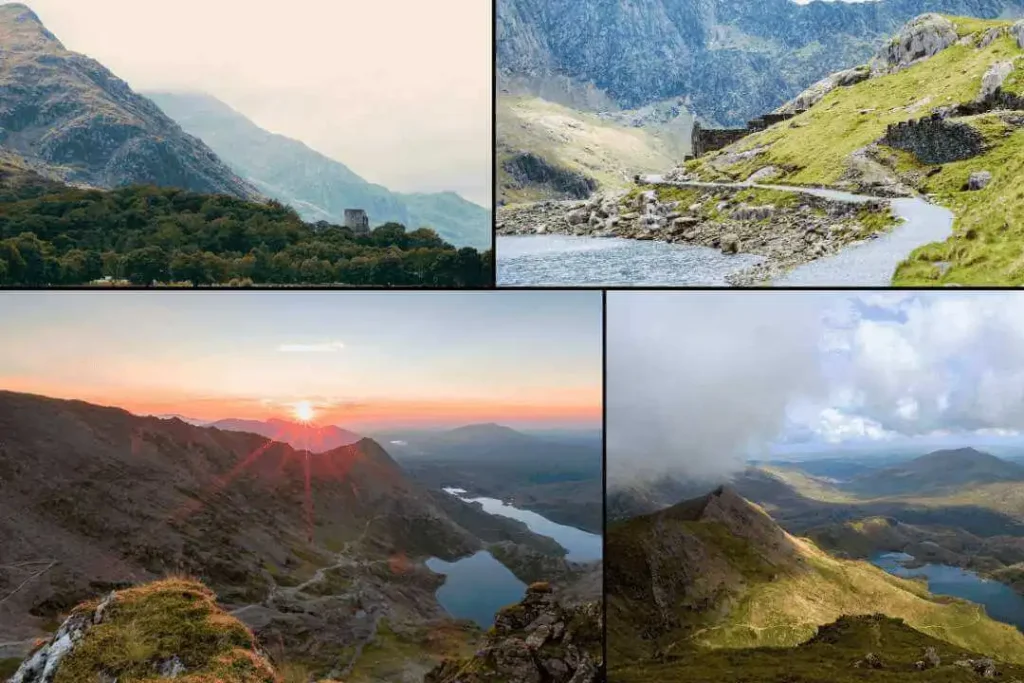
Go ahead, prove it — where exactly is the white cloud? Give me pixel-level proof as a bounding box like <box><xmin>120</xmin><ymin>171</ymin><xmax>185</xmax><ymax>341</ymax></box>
<box><xmin>277</xmin><ymin>341</ymin><xmax>345</xmax><ymax>353</ymax></box>
<box><xmin>606</xmin><ymin>292</ymin><xmax>828</xmax><ymax>484</ymax></box>
<box><xmin>608</xmin><ymin>292</ymin><xmax>1024</xmax><ymax>482</ymax></box>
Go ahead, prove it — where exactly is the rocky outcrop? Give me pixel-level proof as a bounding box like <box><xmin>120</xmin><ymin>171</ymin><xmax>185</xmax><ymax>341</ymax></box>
<box><xmin>7</xmin><ymin>579</ymin><xmax>279</xmax><ymax>683</ymax></box>
<box><xmin>979</xmin><ymin>60</ymin><xmax>1015</xmax><ymax>100</ymax></box>
<box><xmin>0</xmin><ymin>4</ymin><xmax>260</xmax><ymax>200</ymax></box>
<box><xmin>1011</xmin><ymin>20</ymin><xmax>1024</xmax><ymax>48</ymax></box>
<box><xmin>968</xmin><ymin>170</ymin><xmax>993</xmax><ymax>190</ymax></box>
<box><xmin>425</xmin><ymin>583</ymin><xmax>602</xmax><ymax>683</ymax></box>
<box><xmin>502</xmin><ymin>152</ymin><xmax>597</xmax><ymax>200</ymax></box>
<box><xmin>873</xmin><ymin>14</ymin><xmax>959</xmax><ymax>75</ymax></box>
<box><xmin>880</xmin><ymin>114</ymin><xmax>987</xmax><ymax>164</ymax></box>
<box><xmin>776</xmin><ymin>66</ymin><xmax>871</xmax><ymax>116</ymax></box>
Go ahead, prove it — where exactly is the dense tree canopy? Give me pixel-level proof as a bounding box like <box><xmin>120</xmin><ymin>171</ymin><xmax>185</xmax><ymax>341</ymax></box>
<box><xmin>0</xmin><ymin>182</ymin><xmax>492</xmax><ymax>287</ymax></box>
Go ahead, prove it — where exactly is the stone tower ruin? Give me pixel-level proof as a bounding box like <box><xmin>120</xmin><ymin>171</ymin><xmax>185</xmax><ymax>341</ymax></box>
<box><xmin>344</xmin><ymin>209</ymin><xmax>370</xmax><ymax>234</ymax></box>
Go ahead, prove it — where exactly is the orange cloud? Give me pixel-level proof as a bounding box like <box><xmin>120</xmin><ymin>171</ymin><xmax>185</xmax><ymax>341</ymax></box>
<box><xmin>0</xmin><ymin>376</ymin><xmax>601</xmax><ymax>428</ymax></box>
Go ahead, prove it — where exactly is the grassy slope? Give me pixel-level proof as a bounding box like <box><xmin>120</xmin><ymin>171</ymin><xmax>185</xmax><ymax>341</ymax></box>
<box><xmin>612</xmin><ymin>614</ymin><xmax>1024</xmax><ymax>683</ymax></box>
<box><xmin>703</xmin><ymin>534</ymin><xmax>1024</xmax><ymax>660</ymax></box>
<box><xmin>687</xmin><ymin>15</ymin><xmax>1024</xmax><ymax>285</ymax></box>
<box><xmin>497</xmin><ymin>94</ymin><xmax>689</xmax><ymax>203</ymax></box>
<box><xmin>608</xmin><ymin>499</ymin><xmax>1024</xmax><ymax>669</ymax></box>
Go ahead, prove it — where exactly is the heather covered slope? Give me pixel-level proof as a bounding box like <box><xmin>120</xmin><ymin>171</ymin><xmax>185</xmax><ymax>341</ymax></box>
<box><xmin>606</xmin><ymin>487</ymin><xmax>1024</xmax><ymax>669</ymax></box>
<box><xmin>681</xmin><ymin>14</ymin><xmax>1024</xmax><ymax>284</ymax></box>
<box><xmin>0</xmin><ymin>4</ymin><xmax>260</xmax><ymax>200</ymax></box>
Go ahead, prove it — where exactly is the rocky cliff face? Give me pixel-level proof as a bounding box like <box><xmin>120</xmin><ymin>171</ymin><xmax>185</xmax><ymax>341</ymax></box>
<box><xmin>0</xmin><ymin>4</ymin><xmax>260</xmax><ymax>199</ymax></box>
<box><xmin>426</xmin><ymin>583</ymin><xmax>603</xmax><ymax>683</ymax></box>
<box><xmin>498</xmin><ymin>0</ymin><xmax>1024</xmax><ymax>126</ymax></box>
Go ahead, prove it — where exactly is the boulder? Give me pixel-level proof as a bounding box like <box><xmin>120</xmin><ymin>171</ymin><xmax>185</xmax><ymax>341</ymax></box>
<box><xmin>967</xmin><ymin>170</ymin><xmax>992</xmax><ymax>190</ymax></box>
<box><xmin>1012</xmin><ymin>20</ymin><xmax>1024</xmax><ymax>49</ymax></box>
<box><xmin>877</xmin><ymin>14</ymin><xmax>958</xmax><ymax>74</ymax></box>
<box><xmin>979</xmin><ymin>61</ymin><xmax>1013</xmax><ymax>101</ymax></box>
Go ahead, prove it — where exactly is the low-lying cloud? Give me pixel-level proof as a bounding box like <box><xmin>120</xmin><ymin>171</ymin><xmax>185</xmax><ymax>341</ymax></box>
<box><xmin>606</xmin><ymin>292</ymin><xmax>828</xmax><ymax>485</ymax></box>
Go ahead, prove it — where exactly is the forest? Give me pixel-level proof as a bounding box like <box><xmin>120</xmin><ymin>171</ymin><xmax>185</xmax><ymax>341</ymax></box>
<box><xmin>0</xmin><ymin>178</ymin><xmax>491</xmax><ymax>287</ymax></box>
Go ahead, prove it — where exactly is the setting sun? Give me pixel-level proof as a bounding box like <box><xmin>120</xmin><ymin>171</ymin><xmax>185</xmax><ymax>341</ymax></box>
<box><xmin>293</xmin><ymin>401</ymin><xmax>316</xmax><ymax>424</ymax></box>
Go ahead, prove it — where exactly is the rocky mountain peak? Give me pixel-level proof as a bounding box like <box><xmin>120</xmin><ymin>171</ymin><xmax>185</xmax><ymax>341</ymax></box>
<box><xmin>0</xmin><ymin>7</ymin><xmax>261</xmax><ymax>200</ymax></box>
<box><xmin>0</xmin><ymin>3</ymin><xmax>62</xmax><ymax>50</ymax></box>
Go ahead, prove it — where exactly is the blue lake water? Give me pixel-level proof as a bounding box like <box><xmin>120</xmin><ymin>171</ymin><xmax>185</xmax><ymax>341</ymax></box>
<box><xmin>426</xmin><ymin>487</ymin><xmax>603</xmax><ymax>626</ymax></box>
<box><xmin>443</xmin><ymin>487</ymin><xmax>603</xmax><ymax>562</ymax></box>
<box><xmin>425</xmin><ymin>551</ymin><xmax>526</xmax><ymax>628</ymax></box>
<box><xmin>872</xmin><ymin>552</ymin><xmax>1024</xmax><ymax>632</ymax></box>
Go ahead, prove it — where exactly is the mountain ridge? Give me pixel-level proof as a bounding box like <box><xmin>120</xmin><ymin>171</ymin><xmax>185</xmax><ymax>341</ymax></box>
<box><xmin>497</xmin><ymin>0</ymin><xmax>1024</xmax><ymax>127</ymax></box>
<box><xmin>0</xmin><ymin>3</ymin><xmax>261</xmax><ymax>200</ymax></box>
<box><xmin>146</xmin><ymin>91</ymin><xmax>491</xmax><ymax>249</ymax></box>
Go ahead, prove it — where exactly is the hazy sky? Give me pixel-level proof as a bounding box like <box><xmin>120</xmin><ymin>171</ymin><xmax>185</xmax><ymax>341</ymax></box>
<box><xmin>0</xmin><ymin>292</ymin><xmax>601</xmax><ymax>430</ymax></box>
<box><xmin>608</xmin><ymin>291</ymin><xmax>1024</xmax><ymax>483</ymax></box>
<box><xmin>11</xmin><ymin>0</ymin><xmax>492</xmax><ymax>206</ymax></box>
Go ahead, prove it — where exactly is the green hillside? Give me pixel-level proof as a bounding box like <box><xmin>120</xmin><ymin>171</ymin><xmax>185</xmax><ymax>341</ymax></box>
<box><xmin>684</xmin><ymin>14</ymin><xmax>1024</xmax><ymax>285</ymax></box>
<box><xmin>612</xmin><ymin>614</ymin><xmax>1024</xmax><ymax>683</ymax></box>
<box><xmin>497</xmin><ymin>94</ymin><xmax>690</xmax><ymax>204</ymax></box>
<box><xmin>607</xmin><ymin>488</ymin><xmax>1024</xmax><ymax>677</ymax></box>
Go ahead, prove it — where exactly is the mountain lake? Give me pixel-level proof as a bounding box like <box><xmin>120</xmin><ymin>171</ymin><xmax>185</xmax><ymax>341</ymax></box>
<box><xmin>872</xmin><ymin>552</ymin><xmax>1024</xmax><ymax>632</ymax></box>
<box><xmin>425</xmin><ymin>487</ymin><xmax>602</xmax><ymax>627</ymax></box>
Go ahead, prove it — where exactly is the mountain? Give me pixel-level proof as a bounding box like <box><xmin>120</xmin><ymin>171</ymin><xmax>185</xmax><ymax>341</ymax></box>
<box><xmin>496</xmin><ymin>93</ymin><xmax>690</xmax><ymax>204</ymax></box>
<box><xmin>676</xmin><ymin>14</ymin><xmax>1024</xmax><ymax>285</ymax></box>
<box><xmin>389</xmin><ymin>424</ymin><xmax>604</xmax><ymax>533</ymax></box>
<box><xmin>849</xmin><ymin>447</ymin><xmax>1024</xmax><ymax>496</ymax></box>
<box><xmin>0</xmin><ymin>4</ymin><xmax>259</xmax><ymax>200</ymax></box>
<box><xmin>208</xmin><ymin>417</ymin><xmax>362</xmax><ymax>453</ymax></box>
<box><xmin>146</xmin><ymin>92</ymin><xmax>491</xmax><ymax>250</ymax></box>
<box><xmin>606</xmin><ymin>486</ymin><xmax>1024</xmax><ymax>668</ymax></box>
<box><xmin>0</xmin><ymin>390</ymin><xmax>570</xmax><ymax>678</ymax></box>
<box><xmin>497</xmin><ymin>0</ymin><xmax>1024</xmax><ymax>127</ymax></box>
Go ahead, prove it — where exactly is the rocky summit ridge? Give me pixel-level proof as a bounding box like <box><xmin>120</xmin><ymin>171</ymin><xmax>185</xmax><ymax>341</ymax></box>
<box><xmin>0</xmin><ymin>3</ymin><xmax>260</xmax><ymax>199</ymax></box>
<box><xmin>497</xmin><ymin>0</ymin><xmax>1024</xmax><ymax>126</ymax></box>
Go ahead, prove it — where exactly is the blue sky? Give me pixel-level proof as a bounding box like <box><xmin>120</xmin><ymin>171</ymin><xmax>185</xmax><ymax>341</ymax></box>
<box><xmin>608</xmin><ymin>291</ymin><xmax>1024</xmax><ymax>481</ymax></box>
<box><xmin>0</xmin><ymin>292</ymin><xmax>602</xmax><ymax>430</ymax></box>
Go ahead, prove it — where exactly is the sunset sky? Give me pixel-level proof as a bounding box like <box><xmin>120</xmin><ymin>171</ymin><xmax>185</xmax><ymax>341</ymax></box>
<box><xmin>7</xmin><ymin>0</ymin><xmax>491</xmax><ymax>205</ymax></box>
<box><xmin>0</xmin><ymin>292</ymin><xmax>601</xmax><ymax>430</ymax></box>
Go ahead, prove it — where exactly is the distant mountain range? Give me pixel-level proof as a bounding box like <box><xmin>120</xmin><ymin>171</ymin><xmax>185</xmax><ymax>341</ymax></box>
<box><xmin>208</xmin><ymin>417</ymin><xmax>362</xmax><ymax>453</ymax></box>
<box><xmin>497</xmin><ymin>0</ymin><xmax>1024</xmax><ymax>126</ymax></box>
<box><xmin>147</xmin><ymin>91</ymin><xmax>491</xmax><ymax>249</ymax></box>
<box><xmin>0</xmin><ymin>4</ymin><xmax>259</xmax><ymax>199</ymax></box>
<box><xmin>847</xmin><ymin>446</ymin><xmax>1024</xmax><ymax>497</ymax></box>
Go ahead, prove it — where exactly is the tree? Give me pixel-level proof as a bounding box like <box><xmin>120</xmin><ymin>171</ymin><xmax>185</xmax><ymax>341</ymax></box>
<box><xmin>122</xmin><ymin>246</ymin><xmax>169</xmax><ymax>286</ymax></box>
